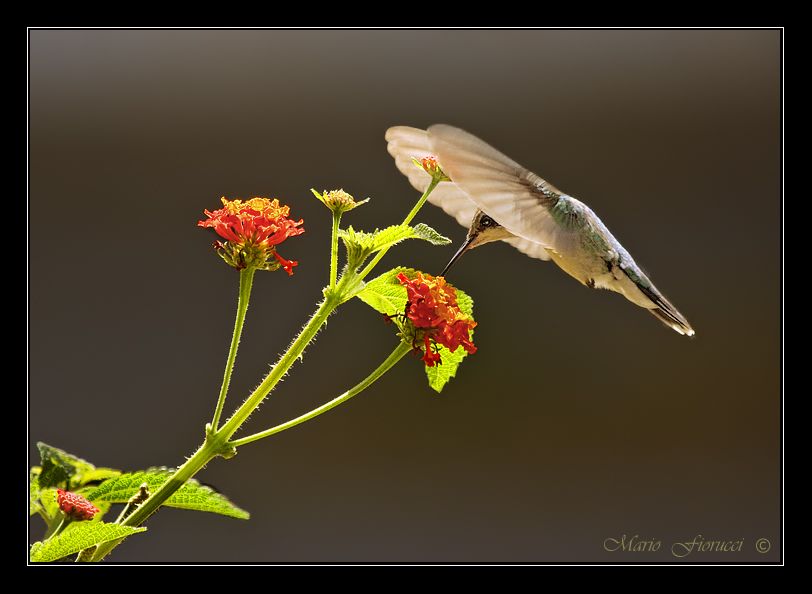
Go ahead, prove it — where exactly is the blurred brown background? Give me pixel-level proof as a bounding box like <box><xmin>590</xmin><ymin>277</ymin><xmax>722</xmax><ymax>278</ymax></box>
<box><xmin>29</xmin><ymin>29</ymin><xmax>780</xmax><ymax>562</ymax></box>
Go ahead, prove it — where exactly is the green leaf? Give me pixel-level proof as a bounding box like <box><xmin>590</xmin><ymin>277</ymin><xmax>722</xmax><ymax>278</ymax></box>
<box><xmin>87</xmin><ymin>469</ymin><xmax>250</xmax><ymax>520</ymax></box>
<box><xmin>79</xmin><ymin>468</ymin><xmax>122</xmax><ymax>485</ymax></box>
<box><xmin>368</xmin><ymin>223</ymin><xmax>450</xmax><ymax>251</ymax></box>
<box><xmin>411</xmin><ymin>223</ymin><xmax>452</xmax><ymax>246</ymax></box>
<box><xmin>36</xmin><ymin>442</ymin><xmax>119</xmax><ymax>489</ymax></box>
<box><xmin>355</xmin><ymin>266</ymin><xmax>413</xmax><ymax>316</ymax></box>
<box><xmin>37</xmin><ymin>443</ymin><xmax>94</xmax><ymax>489</ymax></box>
<box><xmin>40</xmin><ymin>488</ymin><xmax>59</xmax><ymax>519</ymax></box>
<box><xmin>30</xmin><ymin>468</ymin><xmax>42</xmax><ymax>516</ymax></box>
<box><xmin>338</xmin><ymin>226</ymin><xmax>377</xmax><ymax>267</ymax></box>
<box><xmin>368</xmin><ymin>224</ymin><xmax>416</xmax><ymax>252</ymax></box>
<box><xmin>29</xmin><ymin>522</ymin><xmax>146</xmax><ymax>562</ymax></box>
<box><xmin>357</xmin><ymin>268</ymin><xmax>476</xmax><ymax>393</ymax></box>
<box><xmin>339</xmin><ymin>224</ymin><xmax>450</xmax><ymax>269</ymax></box>
<box><xmin>424</xmin><ymin>341</ymin><xmax>471</xmax><ymax>393</ymax></box>
<box><xmin>454</xmin><ymin>286</ymin><xmax>474</xmax><ymax>318</ymax></box>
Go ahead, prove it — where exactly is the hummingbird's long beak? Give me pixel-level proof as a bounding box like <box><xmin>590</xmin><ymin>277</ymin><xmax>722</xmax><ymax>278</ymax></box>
<box><xmin>440</xmin><ymin>235</ymin><xmax>475</xmax><ymax>277</ymax></box>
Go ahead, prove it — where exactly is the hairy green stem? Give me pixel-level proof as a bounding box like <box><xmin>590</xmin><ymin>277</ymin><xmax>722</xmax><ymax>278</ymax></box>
<box><xmin>211</xmin><ymin>268</ymin><xmax>255</xmax><ymax>431</ymax></box>
<box><xmin>330</xmin><ymin>211</ymin><xmax>342</xmax><ymax>289</ymax></box>
<box><xmin>229</xmin><ymin>342</ymin><xmax>411</xmax><ymax>447</ymax></box>
<box><xmin>402</xmin><ymin>178</ymin><xmax>440</xmax><ymax>226</ymax></box>
<box><xmin>358</xmin><ymin>178</ymin><xmax>439</xmax><ymax>281</ymax></box>
<box><xmin>88</xmin><ymin>443</ymin><xmax>219</xmax><ymax>561</ymax></box>
<box><xmin>218</xmin><ymin>296</ymin><xmax>337</xmax><ymax>441</ymax></box>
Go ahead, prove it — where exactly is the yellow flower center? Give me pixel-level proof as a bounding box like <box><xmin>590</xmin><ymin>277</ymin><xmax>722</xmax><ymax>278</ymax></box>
<box><xmin>220</xmin><ymin>197</ymin><xmax>291</xmax><ymax>219</ymax></box>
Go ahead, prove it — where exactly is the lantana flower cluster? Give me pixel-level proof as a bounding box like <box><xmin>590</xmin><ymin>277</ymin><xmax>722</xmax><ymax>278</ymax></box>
<box><xmin>395</xmin><ymin>272</ymin><xmax>477</xmax><ymax>367</ymax></box>
<box><xmin>198</xmin><ymin>197</ymin><xmax>304</xmax><ymax>274</ymax></box>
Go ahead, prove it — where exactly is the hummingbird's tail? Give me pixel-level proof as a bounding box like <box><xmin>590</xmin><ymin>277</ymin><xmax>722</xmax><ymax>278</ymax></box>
<box><xmin>616</xmin><ymin>262</ymin><xmax>695</xmax><ymax>336</ymax></box>
<box><xmin>636</xmin><ymin>279</ymin><xmax>695</xmax><ymax>336</ymax></box>
<box><xmin>647</xmin><ymin>303</ymin><xmax>695</xmax><ymax>337</ymax></box>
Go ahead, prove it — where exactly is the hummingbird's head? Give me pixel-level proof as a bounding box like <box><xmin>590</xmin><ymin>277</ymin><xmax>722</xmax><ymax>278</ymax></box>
<box><xmin>440</xmin><ymin>210</ymin><xmax>513</xmax><ymax>276</ymax></box>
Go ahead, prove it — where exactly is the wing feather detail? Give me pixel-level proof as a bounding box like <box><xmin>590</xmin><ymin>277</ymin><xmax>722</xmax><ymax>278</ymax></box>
<box><xmin>427</xmin><ymin>124</ymin><xmax>575</xmax><ymax>254</ymax></box>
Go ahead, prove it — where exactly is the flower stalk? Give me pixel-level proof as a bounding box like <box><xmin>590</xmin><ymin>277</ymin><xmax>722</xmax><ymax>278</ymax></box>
<box><xmin>210</xmin><ymin>267</ymin><xmax>255</xmax><ymax>432</ymax></box>
<box><xmin>358</xmin><ymin>178</ymin><xmax>439</xmax><ymax>281</ymax></box>
<box><xmin>330</xmin><ymin>211</ymin><xmax>341</xmax><ymax>289</ymax></box>
<box><xmin>311</xmin><ymin>189</ymin><xmax>368</xmax><ymax>290</ymax></box>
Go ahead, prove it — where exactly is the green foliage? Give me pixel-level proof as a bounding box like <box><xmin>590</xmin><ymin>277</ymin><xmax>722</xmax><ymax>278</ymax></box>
<box><xmin>455</xmin><ymin>286</ymin><xmax>474</xmax><ymax>318</ymax></box>
<box><xmin>31</xmin><ymin>443</ymin><xmax>122</xmax><ymax>528</ymax></box>
<box><xmin>39</xmin><ymin>488</ymin><xmax>59</xmax><ymax>519</ymax></box>
<box><xmin>37</xmin><ymin>442</ymin><xmax>96</xmax><ymax>489</ymax></box>
<box><xmin>356</xmin><ymin>267</ymin><xmax>476</xmax><ymax>393</ymax></box>
<box><xmin>425</xmin><ymin>342</ymin><xmax>471</xmax><ymax>393</ymax></box>
<box><xmin>411</xmin><ymin>223</ymin><xmax>453</xmax><ymax>246</ymax></box>
<box><xmin>80</xmin><ymin>468</ymin><xmax>124</xmax><ymax>485</ymax></box>
<box><xmin>35</xmin><ymin>442</ymin><xmax>121</xmax><ymax>490</ymax></box>
<box><xmin>356</xmin><ymin>266</ymin><xmax>414</xmax><ymax>316</ymax></box>
<box><xmin>30</xmin><ymin>468</ymin><xmax>41</xmax><ymax>516</ymax></box>
<box><xmin>88</xmin><ymin>469</ymin><xmax>249</xmax><ymax>520</ymax></box>
<box><xmin>29</xmin><ymin>522</ymin><xmax>146</xmax><ymax>563</ymax></box>
<box><xmin>339</xmin><ymin>224</ymin><xmax>450</xmax><ymax>269</ymax></box>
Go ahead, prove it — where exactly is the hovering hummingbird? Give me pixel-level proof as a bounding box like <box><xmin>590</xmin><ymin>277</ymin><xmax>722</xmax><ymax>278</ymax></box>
<box><xmin>385</xmin><ymin>124</ymin><xmax>694</xmax><ymax>336</ymax></box>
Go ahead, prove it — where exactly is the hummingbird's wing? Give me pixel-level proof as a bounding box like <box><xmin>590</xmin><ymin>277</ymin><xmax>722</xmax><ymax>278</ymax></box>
<box><xmin>501</xmin><ymin>236</ymin><xmax>555</xmax><ymax>262</ymax></box>
<box><xmin>385</xmin><ymin>126</ymin><xmax>551</xmax><ymax>262</ymax></box>
<box><xmin>426</xmin><ymin>124</ymin><xmax>576</xmax><ymax>253</ymax></box>
<box><xmin>386</xmin><ymin>125</ymin><xmax>481</xmax><ymax>227</ymax></box>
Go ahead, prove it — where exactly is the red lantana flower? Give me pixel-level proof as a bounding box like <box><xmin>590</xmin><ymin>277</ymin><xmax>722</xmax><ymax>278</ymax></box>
<box><xmin>396</xmin><ymin>272</ymin><xmax>476</xmax><ymax>367</ymax></box>
<box><xmin>56</xmin><ymin>489</ymin><xmax>99</xmax><ymax>521</ymax></box>
<box><xmin>198</xmin><ymin>197</ymin><xmax>304</xmax><ymax>274</ymax></box>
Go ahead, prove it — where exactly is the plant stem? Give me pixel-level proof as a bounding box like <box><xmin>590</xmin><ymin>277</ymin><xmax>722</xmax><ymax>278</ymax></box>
<box><xmin>358</xmin><ymin>178</ymin><xmax>439</xmax><ymax>281</ymax></box>
<box><xmin>44</xmin><ymin>515</ymin><xmax>68</xmax><ymax>541</ymax></box>
<box><xmin>330</xmin><ymin>211</ymin><xmax>342</xmax><ymax>289</ymax></box>
<box><xmin>88</xmin><ymin>441</ymin><xmax>219</xmax><ymax>561</ymax></box>
<box><xmin>402</xmin><ymin>178</ymin><xmax>440</xmax><ymax>227</ymax></box>
<box><xmin>229</xmin><ymin>341</ymin><xmax>411</xmax><ymax>447</ymax></box>
<box><xmin>217</xmin><ymin>296</ymin><xmax>339</xmax><ymax>441</ymax></box>
<box><xmin>211</xmin><ymin>268</ymin><xmax>255</xmax><ymax>431</ymax></box>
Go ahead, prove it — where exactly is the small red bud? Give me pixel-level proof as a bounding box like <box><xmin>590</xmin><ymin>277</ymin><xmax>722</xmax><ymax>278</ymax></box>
<box><xmin>56</xmin><ymin>489</ymin><xmax>100</xmax><ymax>521</ymax></box>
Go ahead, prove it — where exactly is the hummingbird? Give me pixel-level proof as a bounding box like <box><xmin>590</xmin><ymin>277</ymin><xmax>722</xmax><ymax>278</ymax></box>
<box><xmin>385</xmin><ymin>124</ymin><xmax>695</xmax><ymax>336</ymax></box>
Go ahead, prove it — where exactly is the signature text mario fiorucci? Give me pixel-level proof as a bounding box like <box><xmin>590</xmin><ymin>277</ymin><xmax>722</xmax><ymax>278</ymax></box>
<box><xmin>603</xmin><ymin>534</ymin><xmax>747</xmax><ymax>558</ymax></box>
